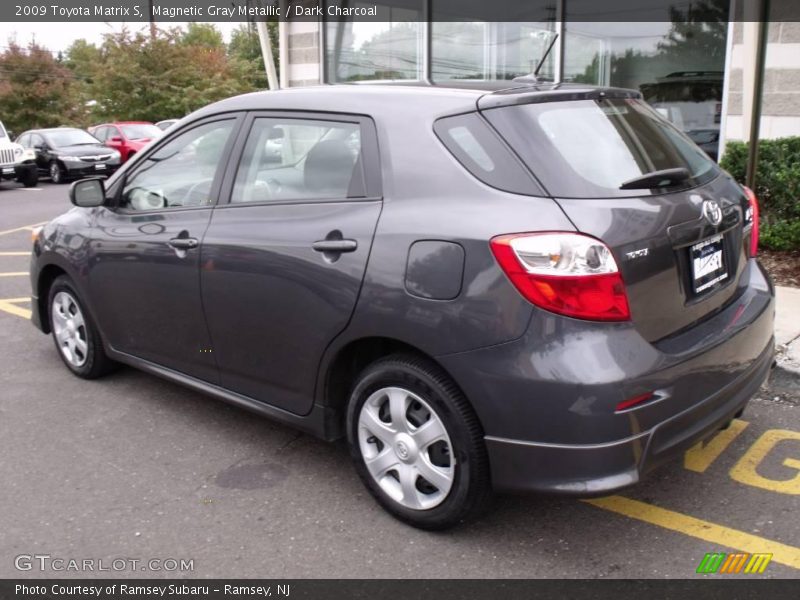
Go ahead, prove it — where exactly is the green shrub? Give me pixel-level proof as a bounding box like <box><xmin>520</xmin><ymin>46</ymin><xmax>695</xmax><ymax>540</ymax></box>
<box><xmin>760</xmin><ymin>220</ymin><xmax>800</xmax><ymax>252</ymax></box>
<box><xmin>720</xmin><ymin>137</ymin><xmax>800</xmax><ymax>250</ymax></box>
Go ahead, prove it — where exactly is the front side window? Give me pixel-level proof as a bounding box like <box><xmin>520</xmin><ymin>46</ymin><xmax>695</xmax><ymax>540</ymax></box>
<box><xmin>231</xmin><ymin>117</ymin><xmax>364</xmax><ymax>204</ymax></box>
<box><xmin>485</xmin><ymin>98</ymin><xmax>718</xmax><ymax>198</ymax></box>
<box><xmin>120</xmin><ymin>120</ymin><xmax>234</xmax><ymax>211</ymax></box>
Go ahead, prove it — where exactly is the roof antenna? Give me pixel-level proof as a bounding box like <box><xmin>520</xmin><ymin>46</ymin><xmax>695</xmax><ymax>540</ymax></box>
<box><xmin>513</xmin><ymin>32</ymin><xmax>559</xmax><ymax>84</ymax></box>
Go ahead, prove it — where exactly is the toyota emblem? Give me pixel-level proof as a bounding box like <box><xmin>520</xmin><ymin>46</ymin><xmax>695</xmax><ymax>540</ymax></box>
<box><xmin>702</xmin><ymin>200</ymin><xmax>723</xmax><ymax>226</ymax></box>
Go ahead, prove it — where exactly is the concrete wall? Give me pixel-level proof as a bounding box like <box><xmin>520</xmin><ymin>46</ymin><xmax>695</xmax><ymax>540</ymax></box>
<box><xmin>726</xmin><ymin>21</ymin><xmax>800</xmax><ymax>140</ymax></box>
<box><xmin>285</xmin><ymin>21</ymin><xmax>322</xmax><ymax>88</ymax></box>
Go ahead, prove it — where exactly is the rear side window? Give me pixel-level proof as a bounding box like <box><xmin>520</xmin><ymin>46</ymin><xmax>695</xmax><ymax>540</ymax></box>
<box><xmin>484</xmin><ymin>98</ymin><xmax>718</xmax><ymax>198</ymax></box>
<box><xmin>434</xmin><ymin>112</ymin><xmax>543</xmax><ymax>196</ymax></box>
<box><xmin>231</xmin><ymin>117</ymin><xmax>366</xmax><ymax>204</ymax></box>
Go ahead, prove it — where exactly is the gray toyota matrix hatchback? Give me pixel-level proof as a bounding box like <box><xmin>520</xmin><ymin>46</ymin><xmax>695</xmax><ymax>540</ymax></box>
<box><xmin>30</xmin><ymin>84</ymin><xmax>774</xmax><ymax>529</ymax></box>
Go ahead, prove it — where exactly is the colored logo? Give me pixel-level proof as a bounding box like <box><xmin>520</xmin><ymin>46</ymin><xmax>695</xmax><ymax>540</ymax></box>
<box><xmin>696</xmin><ymin>552</ymin><xmax>772</xmax><ymax>574</ymax></box>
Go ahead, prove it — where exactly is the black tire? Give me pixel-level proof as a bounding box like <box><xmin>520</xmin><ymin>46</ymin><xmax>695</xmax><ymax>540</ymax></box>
<box><xmin>49</xmin><ymin>161</ymin><xmax>66</xmax><ymax>184</ymax></box>
<box><xmin>346</xmin><ymin>354</ymin><xmax>492</xmax><ymax>530</ymax></box>
<box><xmin>18</xmin><ymin>168</ymin><xmax>38</xmax><ymax>188</ymax></box>
<box><xmin>47</xmin><ymin>275</ymin><xmax>117</xmax><ymax>379</ymax></box>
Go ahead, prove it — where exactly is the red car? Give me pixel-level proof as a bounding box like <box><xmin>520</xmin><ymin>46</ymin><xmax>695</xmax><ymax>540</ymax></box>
<box><xmin>88</xmin><ymin>121</ymin><xmax>162</xmax><ymax>163</ymax></box>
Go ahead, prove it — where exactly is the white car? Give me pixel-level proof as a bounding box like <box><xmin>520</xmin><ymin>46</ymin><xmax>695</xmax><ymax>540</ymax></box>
<box><xmin>0</xmin><ymin>120</ymin><xmax>38</xmax><ymax>187</ymax></box>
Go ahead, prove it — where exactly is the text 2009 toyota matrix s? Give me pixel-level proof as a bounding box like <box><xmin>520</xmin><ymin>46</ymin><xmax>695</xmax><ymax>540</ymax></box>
<box><xmin>30</xmin><ymin>83</ymin><xmax>774</xmax><ymax>529</ymax></box>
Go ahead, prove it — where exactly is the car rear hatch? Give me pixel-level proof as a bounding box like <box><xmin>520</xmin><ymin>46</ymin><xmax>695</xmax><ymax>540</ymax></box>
<box><xmin>479</xmin><ymin>87</ymin><xmax>753</xmax><ymax>342</ymax></box>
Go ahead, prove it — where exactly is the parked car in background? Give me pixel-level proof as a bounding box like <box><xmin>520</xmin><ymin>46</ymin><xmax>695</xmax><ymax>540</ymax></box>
<box><xmin>89</xmin><ymin>122</ymin><xmax>162</xmax><ymax>163</ymax></box>
<box><xmin>641</xmin><ymin>71</ymin><xmax>723</xmax><ymax>161</ymax></box>
<box><xmin>16</xmin><ymin>128</ymin><xmax>121</xmax><ymax>184</ymax></box>
<box><xmin>686</xmin><ymin>129</ymin><xmax>721</xmax><ymax>162</ymax></box>
<box><xmin>0</xmin><ymin>119</ymin><xmax>38</xmax><ymax>187</ymax></box>
<box><xmin>155</xmin><ymin>119</ymin><xmax>179</xmax><ymax>131</ymax></box>
<box><xmin>30</xmin><ymin>84</ymin><xmax>773</xmax><ymax>529</ymax></box>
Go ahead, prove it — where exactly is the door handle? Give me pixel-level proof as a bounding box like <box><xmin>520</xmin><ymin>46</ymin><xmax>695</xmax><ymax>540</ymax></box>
<box><xmin>168</xmin><ymin>237</ymin><xmax>199</xmax><ymax>250</ymax></box>
<box><xmin>312</xmin><ymin>239</ymin><xmax>358</xmax><ymax>253</ymax></box>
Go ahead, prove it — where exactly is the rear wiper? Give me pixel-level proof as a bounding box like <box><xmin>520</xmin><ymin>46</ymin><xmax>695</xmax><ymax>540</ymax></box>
<box><xmin>619</xmin><ymin>168</ymin><xmax>690</xmax><ymax>190</ymax></box>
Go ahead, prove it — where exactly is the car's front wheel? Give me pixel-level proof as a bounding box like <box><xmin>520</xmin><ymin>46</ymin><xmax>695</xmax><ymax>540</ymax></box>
<box><xmin>49</xmin><ymin>161</ymin><xmax>66</xmax><ymax>184</ymax></box>
<box><xmin>17</xmin><ymin>168</ymin><xmax>38</xmax><ymax>187</ymax></box>
<box><xmin>48</xmin><ymin>276</ymin><xmax>116</xmax><ymax>378</ymax></box>
<box><xmin>347</xmin><ymin>354</ymin><xmax>491</xmax><ymax>530</ymax></box>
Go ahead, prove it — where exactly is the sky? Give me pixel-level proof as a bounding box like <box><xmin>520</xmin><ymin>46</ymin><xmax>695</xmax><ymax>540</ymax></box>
<box><xmin>1</xmin><ymin>22</ymin><xmax>242</xmax><ymax>54</ymax></box>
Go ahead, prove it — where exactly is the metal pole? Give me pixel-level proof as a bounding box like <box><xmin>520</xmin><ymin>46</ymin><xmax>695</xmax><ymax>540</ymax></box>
<box><xmin>148</xmin><ymin>0</ymin><xmax>156</xmax><ymax>39</ymax></box>
<box><xmin>256</xmin><ymin>19</ymin><xmax>280</xmax><ymax>90</ymax></box>
<box><xmin>746</xmin><ymin>0</ymin><xmax>770</xmax><ymax>190</ymax></box>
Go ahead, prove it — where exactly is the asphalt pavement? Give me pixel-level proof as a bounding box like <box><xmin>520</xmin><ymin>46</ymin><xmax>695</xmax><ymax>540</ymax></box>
<box><xmin>1</xmin><ymin>180</ymin><xmax>799</xmax><ymax>579</ymax></box>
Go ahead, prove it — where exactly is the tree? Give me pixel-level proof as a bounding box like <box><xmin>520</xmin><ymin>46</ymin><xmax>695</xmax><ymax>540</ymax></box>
<box><xmin>227</xmin><ymin>22</ymin><xmax>278</xmax><ymax>89</ymax></box>
<box><xmin>0</xmin><ymin>41</ymin><xmax>82</xmax><ymax>131</ymax></box>
<box><xmin>181</xmin><ymin>23</ymin><xmax>225</xmax><ymax>49</ymax></box>
<box><xmin>88</xmin><ymin>27</ymin><xmax>251</xmax><ymax>123</ymax></box>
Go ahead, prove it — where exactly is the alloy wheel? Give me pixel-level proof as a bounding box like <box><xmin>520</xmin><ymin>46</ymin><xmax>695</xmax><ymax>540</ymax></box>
<box><xmin>50</xmin><ymin>162</ymin><xmax>62</xmax><ymax>183</ymax></box>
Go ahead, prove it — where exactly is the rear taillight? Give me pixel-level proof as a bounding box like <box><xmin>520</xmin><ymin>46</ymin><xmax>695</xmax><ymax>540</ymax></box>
<box><xmin>743</xmin><ymin>186</ymin><xmax>759</xmax><ymax>257</ymax></box>
<box><xmin>490</xmin><ymin>232</ymin><xmax>631</xmax><ymax>321</ymax></box>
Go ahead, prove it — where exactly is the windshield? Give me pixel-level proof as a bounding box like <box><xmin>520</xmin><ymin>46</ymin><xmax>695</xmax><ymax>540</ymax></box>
<box><xmin>484</xmin><ymin>98</ymin><xmax>717</xmax><ymax>198</ymax></box>
<box><xmin>0</xmin><ymin>123</ymin><xmax>6</xmax><ymax>138</ymax></box>
<box><xmin>46</xmin><ymin>129</ymin><xmax>99</xmax><ymax>147</ymax></box>
<box><xmin>121</xmin><ymin>124</ymin><xmax>161</xmax><ymax>140</ymax></box>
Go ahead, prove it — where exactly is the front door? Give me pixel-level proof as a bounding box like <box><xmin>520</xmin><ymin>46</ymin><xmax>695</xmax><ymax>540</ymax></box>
<box><xmin>87</xmin><ymin>117</ymin><xmax>241</xmax><ymax>382</ymax></box>
<box><xmin>201</xmin><ymin>113</ymin><xmax>382</xmax><ymax>414</ymax></box>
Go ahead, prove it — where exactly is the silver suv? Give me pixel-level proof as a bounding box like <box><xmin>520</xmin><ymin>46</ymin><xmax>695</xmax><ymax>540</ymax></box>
<box><xmin>0</xmin><ymin>120</ymin><xmax>38</xmax><ymax>187</ymax></box>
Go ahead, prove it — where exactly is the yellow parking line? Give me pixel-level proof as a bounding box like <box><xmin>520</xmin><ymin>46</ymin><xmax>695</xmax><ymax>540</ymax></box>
<box><xmin>584</xmin><ymin>495</ymin><xmax>800</xmax><ymax>570</ymax></box>
<box><xmin>0</xmin><ymin>272</ymin><xmax>27</xmax><ymax>277</ymax></box>
<box><xmin>0</xmin><ymin>222</ymin><xmax>46</xmax><ymax>237</ymax></box>
<box><xmin>0</xmin><ymin>297</ymin><xmax>31</xmax><ymax>319</ymax></box>
<box><xmin>0</xmin><ymin>251</ymin><xmax>30</xmax><ymax>256</ymax></box>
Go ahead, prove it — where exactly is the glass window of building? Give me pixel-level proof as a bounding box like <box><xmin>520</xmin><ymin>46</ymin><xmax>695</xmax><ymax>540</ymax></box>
<box><xmin>323</xmin><ymin>0</ymin><xmax>730</xmax><ymax>152</ymax></box>
<box><xmin>325</xmin><ymin>2</ymin><xmax>424</xmax><ymax>82</ymax></box>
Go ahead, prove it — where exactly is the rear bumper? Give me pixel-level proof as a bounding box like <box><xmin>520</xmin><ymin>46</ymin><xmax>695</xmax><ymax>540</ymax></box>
<box><xmin>437</xmin><ymin>259</ymin><xmax>775</xmax><ymax>495</ymax></box>
<box><xmin>484</xmin><ymin>339</ymin><xmax>772</xmax><ymax>495</ymax></box>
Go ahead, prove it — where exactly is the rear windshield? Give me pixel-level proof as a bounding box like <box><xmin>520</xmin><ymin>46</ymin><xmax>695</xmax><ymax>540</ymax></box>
<box><xmin>484</xmin><ymin>98</ymin><xmax>718</xmax><ymax>198</ymax></box>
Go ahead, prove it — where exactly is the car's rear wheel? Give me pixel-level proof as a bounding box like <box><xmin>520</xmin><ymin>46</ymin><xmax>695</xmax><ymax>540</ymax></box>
<box><xmin>346</xmin><ymin>354</ymin><xmax>491</xmax><ymax>530</ymax></box>
<box><xmin>48</xmin><ymin>276</ymin><xmax>116</xmax><ymax>379</ymax></box>
<box><xmin>49</xmin><ymin>161</ymin><xmax>65</xmax><ymax>184</ymax></box>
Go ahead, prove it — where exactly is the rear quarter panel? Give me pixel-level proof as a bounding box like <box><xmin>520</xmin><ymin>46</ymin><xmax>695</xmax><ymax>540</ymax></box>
<box><xmin>327</xmin><ymin>99</ymin><xmax>576</xmax><ymax>360</ymax></box>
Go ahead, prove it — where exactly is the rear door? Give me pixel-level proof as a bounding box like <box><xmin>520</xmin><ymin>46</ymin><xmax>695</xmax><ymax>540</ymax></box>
<box><xmin>482</xmin><ymin>95</ymin><xmax>751</xmax><ymax>341</ymax></box>
<box><xmin>200</xmin><ymin>112</ymin><xmax>382</xmax><ymax>415</ymax></box>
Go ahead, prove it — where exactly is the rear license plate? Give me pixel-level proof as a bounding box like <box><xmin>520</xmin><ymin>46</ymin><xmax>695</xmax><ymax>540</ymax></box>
<box><xmin>94</xmin><ymin>164</ymin><xmax>106</xmax><ymax>170</ymax></box>
<box><xmin>691</xmin><ymin>234</ymin><xmax>727</xmax><ymax>293</ymax></box>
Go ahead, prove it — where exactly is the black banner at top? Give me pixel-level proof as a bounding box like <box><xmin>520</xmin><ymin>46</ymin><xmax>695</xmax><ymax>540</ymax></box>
<box><xmin>3</xmin><ymin>0</ymin><xmax>800</xmax><ymax>23</ymax></box>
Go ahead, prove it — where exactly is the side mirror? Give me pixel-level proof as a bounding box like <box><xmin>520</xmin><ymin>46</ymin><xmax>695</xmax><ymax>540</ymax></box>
<box><xmin>109</xmin><ymin>136</ymin><xmax>123</xmax><ymax>143</ymax></box>
<box><xmin>34</xmin><ymin>144</ymin><xmax>46</xmax><ymax>152</ymax></box>
<box><xmin>70</xmin><ymin>178</ymin><xmax>106</xmax><ymax>208</ymax></box>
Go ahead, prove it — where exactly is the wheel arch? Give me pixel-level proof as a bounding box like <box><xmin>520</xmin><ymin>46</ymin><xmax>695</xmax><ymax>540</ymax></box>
<box><xmin>36</xmin><ymin>263</ymin><xmax>68</xmax><ymax>333</ymax></box>
<box><xmin>319</xmin><ymin>336</ymin><xmax>474</xmax><ymax>427</ymax></box>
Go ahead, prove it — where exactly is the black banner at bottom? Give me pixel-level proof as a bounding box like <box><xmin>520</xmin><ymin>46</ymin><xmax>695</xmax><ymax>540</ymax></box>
<box><xmin>2</xmin><ymin>580</ymin><xmax>798</xmax><ymax>600</ymax></box>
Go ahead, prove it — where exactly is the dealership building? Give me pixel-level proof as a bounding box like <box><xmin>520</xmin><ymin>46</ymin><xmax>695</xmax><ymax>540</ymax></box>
<box><xmin>275</xmin><ymin>0</ymin><xmax>800</xmax><ymax>159</ymax></box>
